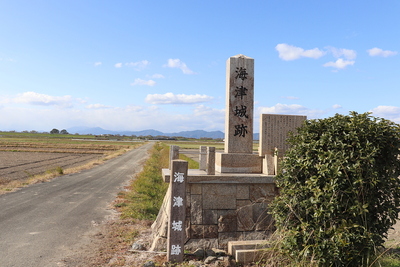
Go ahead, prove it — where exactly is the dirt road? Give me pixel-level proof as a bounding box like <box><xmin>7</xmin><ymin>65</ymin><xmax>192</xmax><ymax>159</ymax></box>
<box><xmin>0</xmin><ymin>142</ymin><xmax>153</xmax><ymax>267</ymax></box>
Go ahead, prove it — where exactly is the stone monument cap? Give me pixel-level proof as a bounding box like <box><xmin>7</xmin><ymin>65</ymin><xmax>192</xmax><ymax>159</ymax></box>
<box><xmin>232</xmin><ymin>54</ymin><xmax>253</xmax><ymax>59</ymax></box>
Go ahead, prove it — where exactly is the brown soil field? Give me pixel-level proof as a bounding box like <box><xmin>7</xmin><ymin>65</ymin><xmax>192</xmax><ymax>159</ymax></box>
<box><xmin>0</xmin><ymin>151</ymin><xmax>102</xmax><ymax>184</ymax></box>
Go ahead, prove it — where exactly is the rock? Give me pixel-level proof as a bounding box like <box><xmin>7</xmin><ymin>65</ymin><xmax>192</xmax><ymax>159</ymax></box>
<box><xmin>193</xmin><ymin>248</ymin><xmax>206</xmax><ymax>259</ymax></box>
<box><xmin>143</xmin><ymin>261</ymin><xmax>155</xmax><ymax>267</ymax></box>
<box><xmin>131</xmin><ymin>242</ymin><xmax>146</xmax><ymax>250</ymax></box>
<box><xmin>204</xmin><ymin>256</ymin><xmax>217</xmax><ymax>264</ymax></box>
<box><xmin>212</xmin><ymin>248</ymin><xmax>227</xmax><ymax>256</ymax></box>
<box><xmin>187</xmin><ymin>260</ymin><xmax>202</xmax><ymax>267</ymax></box>
<box><xmin>206</xmin><ymin>249</ymin><xmax>216</xmax><ymax>257</ymax></box>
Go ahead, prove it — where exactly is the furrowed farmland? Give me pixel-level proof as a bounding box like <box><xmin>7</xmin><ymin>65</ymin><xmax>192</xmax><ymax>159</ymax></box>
<box><xmin>0</xmin><ymin>132</ymin><xmax>144</xmax><ymax>191</ymax></box>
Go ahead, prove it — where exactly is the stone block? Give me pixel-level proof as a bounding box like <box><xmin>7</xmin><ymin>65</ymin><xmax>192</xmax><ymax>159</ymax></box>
<box><xmin>262</xmin><ymin>154</ymin><xmax>275</xmax><ymax>175</ymax></box>
<box><xmin>218</xmin><ymin>212</ymin><xmax>237</xmax><ymax>232</ymax></box>
<box><xmin>237</xmin><ymin>204</ymin><xmax>254</xmax><ymax>231</ymax></box>
<box><xmin>190</xmin><ymin>194</ymin><xmax>202</xmax><ymax>224</ymax></box>
<box><xmin>203</xmin><ymin>209</ymin><xmax>219</xmax><ymax>224</ymax></box>
<box><xmin>185</xmin><ymin>238</ymin><xmax>219</xmax><ymax>251</ymax></box>
<box><xmin>236</xmin><ymin>199</ymin><xmax>252</xmax><ymax>209</ymax></box>
<box><xmin>216</xmin><ymin>153</ymin><xmax>262</xmax><ymax>173</ymax></box>
<box><xmin>207</xmin><ymin>147</ymin><xmax>215</xmax><ymax>175</ymax></box>
<box><xmin>203</xmin><ymin>184</ymin><xmax>236</xmax><ymax>209</ymax></box>
<box><xmin>252</xmin><ymin>202</ymin><xmax>275</xmax><ymax>231</ymax></box>
<box><xmin>249</xmin><ymin>184</ymin><xmax>277</xmax><ymax>203</ymax></box>
<box><xmin>190</xmin><ymin>224</ymin><xmax>218</xmax><ymax>239</ymax></box>
<box><xmin>236</xmin><ymin>185</ymin><xmax>249</xmax><ymax>199</ymax></box>
<box><xmin>190</xmin><ymin>184</ymin><xmax>202</xmax><ymax>195</ymax></box>
<box><xmin>199</xmin><ymin>146</ymin><xmax>207</xmax><ymax>170</ymax></box>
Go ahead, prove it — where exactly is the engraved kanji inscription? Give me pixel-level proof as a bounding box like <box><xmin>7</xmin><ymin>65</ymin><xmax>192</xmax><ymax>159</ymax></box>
<box><xmin>235</xmin><ymin>67</ymin><xmax>248</xmax><ymax>80</ymax></box>
<box><xmin>234</xmin><ymin>124</ymin><xmax>248</xmax><ymax>137</ymax></box>
<box><xmin>234</xmin><ymin>105</ymin><xmax>249</xmax><ymax>118</ymax></box>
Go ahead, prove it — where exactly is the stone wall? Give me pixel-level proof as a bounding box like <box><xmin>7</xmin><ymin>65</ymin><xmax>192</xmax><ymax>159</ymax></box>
<box><xmin>151</xmin><ymin>170</ymin><xmax>277</xmax><ymax>251</ymax></box>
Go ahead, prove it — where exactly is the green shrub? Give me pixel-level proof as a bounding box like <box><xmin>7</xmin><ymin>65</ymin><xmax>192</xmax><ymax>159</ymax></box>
<box><xmin>270</xmin><ymin>112</ymin><xmax>400</xmax><ymax>266</ymax></box>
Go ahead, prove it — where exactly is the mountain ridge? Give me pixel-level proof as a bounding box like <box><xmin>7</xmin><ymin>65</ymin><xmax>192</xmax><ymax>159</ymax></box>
<box><xmin>67</xmin><ymin>126</ymin><xmax>260</xmax><ymax>140</ymax></box>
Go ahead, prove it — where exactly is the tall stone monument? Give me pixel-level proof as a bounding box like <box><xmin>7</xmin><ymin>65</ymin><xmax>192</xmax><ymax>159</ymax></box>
<box><xmin>216</xmin><ymin>54</ymin><xmax>262</xmax><ymax>173</ymax></box>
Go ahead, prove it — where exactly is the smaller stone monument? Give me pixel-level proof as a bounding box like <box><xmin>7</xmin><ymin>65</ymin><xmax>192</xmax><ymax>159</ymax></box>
<box><xmin>259</xmin><ymin>114</ymin><xmax>306</xmax><ymax>174</ymax></box>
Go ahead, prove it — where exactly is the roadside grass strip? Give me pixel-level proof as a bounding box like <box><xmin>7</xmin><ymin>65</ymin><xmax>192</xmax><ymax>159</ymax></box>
<box><xmin>119</xmin><ymin>143</ymin><xmax>199</xmax><ymax>220</ymax></box>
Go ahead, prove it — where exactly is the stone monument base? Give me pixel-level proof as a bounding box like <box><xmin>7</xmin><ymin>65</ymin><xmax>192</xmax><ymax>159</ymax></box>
<box><xmin>150</xmin><ymin>169</ymin><xmax>277</xmax><ymax>251</ymax></box>
<box><xmin>216</xmin><ymin>153</ymin><xmax>262</xmax><ymax>173</ymax></box>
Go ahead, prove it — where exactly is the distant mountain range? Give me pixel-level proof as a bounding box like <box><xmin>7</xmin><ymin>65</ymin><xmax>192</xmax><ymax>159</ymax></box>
<box><xmin>67</xmin><ymin>126</ymin><xmax>260</xmax><ymax>140</ymax></box>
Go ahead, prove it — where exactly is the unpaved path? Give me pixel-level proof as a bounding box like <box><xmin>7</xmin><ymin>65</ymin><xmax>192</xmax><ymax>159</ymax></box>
<box><xmin>0</xmin><ymin>142</ymin><xmax>153</xmax><ymax>267</ymax></box>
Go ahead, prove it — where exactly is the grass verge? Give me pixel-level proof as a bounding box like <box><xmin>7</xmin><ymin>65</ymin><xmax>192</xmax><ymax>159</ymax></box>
<box><xmin>118</xmin><ymin>142</ymin><xmax>199</xmax><ymax>220</ymax></box>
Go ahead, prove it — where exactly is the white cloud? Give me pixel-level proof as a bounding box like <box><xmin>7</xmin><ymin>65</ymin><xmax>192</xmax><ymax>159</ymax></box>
<box><xmin>114</xmin><ymin>63</ymin><xmax>123</xmax><ymax>68</ymax></box>
<box><xmin>275</xmin><ymin>43</ymin><xmax>325</xmax><ymax>61</ymax></box>
<box><xmin>332</xmin><ymin>104</ymin><xmax>342</xmax><ymax>109</ymax></box>
<box><xmin>257</xmin><ymin>103</ymin><xmax>325</xmax><ymax>118</ymax></box>
<box><xmin>369</xmin><ymin>106</ymin><xmax>400</xmax><ymax>122</ymax></box>
<box><xmin>367</xmin><ymin>47</ymin><xmax>398</xmax><ymax>57</ymax></box>
<box><xmin>130</xmin><ymin>78</ymin><xmax>156</xmax><ymax>86</ymax></box>
<box><xmin>86</xmin><ymin>104</ymin><xmax>111</xmax><ymax>109</ymax></box>
<box><xmin>327</xmin><ymin>47</ymin><xmax>357</xmax><ymax>60</ymax></box>
<box><xmin>323</xmin><ymin>58</ymin><xmax>355</xmax><ymax>69</ymax></box>
<box><xmin>14</xmin><ymin>92</ymin><xmax>74</xmax><ymax>107</ymax></box>
<box><xmin>145</xmin><ymin>92</ymin><xmax>213</xmax><ymax>104</ymax></box>
<box><xmin>164</xmin><ymin>59</ymin><xmax>196</xmax><ymax>74</ymax></box>
<box><xmin>125</xmin><ymin>60</ymin><xmax>150</xmax><ymax>70</ymax></box>
<box><xmin>0</xmin><ymin>103</ymin><xmax>224</xmax><ymax>132</ymax></box>
<box><xmin>94</xmin><ymin>62</ymin><xmax>102</xmax><ymax>67</ymax></box>
<box><xmin>149</xmin><ymin>73</ymin><xmax>165</xmax><ymax>79</ymax></box>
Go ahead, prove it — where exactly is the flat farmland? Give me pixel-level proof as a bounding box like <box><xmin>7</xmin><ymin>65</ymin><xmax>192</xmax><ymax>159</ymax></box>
<box><xmin>0</xmin><ymin>132</ymin><xmax>144</xmax><ymax>187</ymax></box>
<box><xmin>0</xmin><ymin>152</ymin><xmax>101</xmax><ymax>183</ymax></box>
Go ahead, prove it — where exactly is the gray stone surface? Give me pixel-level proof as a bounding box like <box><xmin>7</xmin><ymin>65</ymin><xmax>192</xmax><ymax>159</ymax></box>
<box><xmin>225</xmin><ymin>54</ymin><xmax>254</xmax><ymax>154</ymax></box>
<box><xmin>199</xmin><ymin>146</ymin><xmax>207</xmax><ymax>170</ymax></box>
<box><xmin>190</xmin><ymin>225</ymin><xmax>219</xmax><ymax>239</ymax></box>
<box><xmin>203</xmin><ymin>184</ymin><xmax>236</xmax><ymax>209</ymax></box>
<box><xmin>259</xmin><ymin>114</ymin><xmax>306</xmax><ymax>157</ymax></box>
<box><xmin>203</xmin><ymin>209</ymin><xmax>219</xmax><ymax>224</ymax></box>
<box><xmin>249</xmin><ymin>184</ymin><xmax>277</xmax><ymax>203</ymax></box>
<box><xmin>236</xmin><ymin>185</ymin><xmax>249</xmax><ymax>199</ymax></box>
<box><xmin>207</xmin><ymin>146</ymin><xmax>215</xmax><ymax>175</ymax></box>
<box><xmin>218</xmin><ymin>212</ymin><xmax>237</xmax><ymax>232</ymax></box>
<box><xmin>216</xmin><ymin>153</ymin><xmax>262</xmax><ymax>173</ymax></box>
<box><xmin>190</xmin><ymin>194</ymin><xmax>203</xmax><ymax>224</ymax></box>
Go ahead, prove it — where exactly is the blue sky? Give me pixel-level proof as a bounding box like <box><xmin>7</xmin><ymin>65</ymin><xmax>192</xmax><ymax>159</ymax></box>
<box><xmin>1</xmin><ymin>0</ymin><xmax>399</xmax><ymax>133</ymax></box>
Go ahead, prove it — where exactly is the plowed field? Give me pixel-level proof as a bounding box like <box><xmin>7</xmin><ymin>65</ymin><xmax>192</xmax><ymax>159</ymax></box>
<box><xmin>0</xmin><ymin>135</ymin><xmax>137</xmax><ymax>185</ymax></box>
<box><xmin>0</xmin><ymin>152</ymin><xmax>101</xmax><ymax>184</ymax></box>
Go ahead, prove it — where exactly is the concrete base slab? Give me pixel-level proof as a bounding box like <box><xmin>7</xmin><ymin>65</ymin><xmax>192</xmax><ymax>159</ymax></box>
<box><xmin>228</xmin><ymin>240</ymin><xmax>269</xmax><ymax>264</ymax></box>
<box><xmin>227</xmin><ymin>240</ymin><xmax>269</xmax><ymax>255</ymax></box>
<box><xmin>216</xmin><ymin>153</ymin><xmax>262</xmax><ymax>173</ymax></box>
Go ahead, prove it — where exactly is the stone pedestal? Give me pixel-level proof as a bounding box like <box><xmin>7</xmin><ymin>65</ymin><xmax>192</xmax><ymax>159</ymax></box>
<box><xmin>216</xmin><ymin>153</ymin><xmax>262</xmax><ymax>173</ymax></box>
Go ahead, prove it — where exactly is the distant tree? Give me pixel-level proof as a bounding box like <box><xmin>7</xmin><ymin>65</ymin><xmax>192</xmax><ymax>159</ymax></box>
<box><xmin>50</xmin><ymin>128</ymin><xmax>60</xmax><ymax>134</ymax></box>
<box><xmin>30</xmin><ymin>130</ymin><xmax>38</xmax><ymax>134</ymax></box>
<box><xmin>60</xmin><ymin>129</ymin><xmax>69</xmax><ymax>134</ymax></box>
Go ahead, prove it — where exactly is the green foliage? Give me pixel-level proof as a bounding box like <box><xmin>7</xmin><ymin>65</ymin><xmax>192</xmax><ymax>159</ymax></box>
<box><xmin>270</xmin><ymin>112</ymin><xmax>400</xmax><ymax>266</ymax></box>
